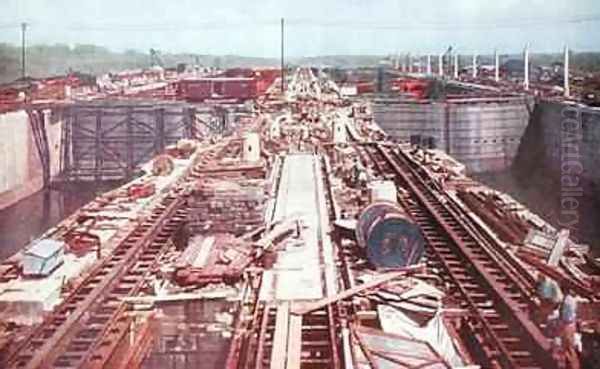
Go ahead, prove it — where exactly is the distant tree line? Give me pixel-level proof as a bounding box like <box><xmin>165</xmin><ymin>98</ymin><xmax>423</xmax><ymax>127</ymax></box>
<box><xmin>1</xmin><ymin>43</ymin><xmax>599</xmax><ymax>85</ymax></box>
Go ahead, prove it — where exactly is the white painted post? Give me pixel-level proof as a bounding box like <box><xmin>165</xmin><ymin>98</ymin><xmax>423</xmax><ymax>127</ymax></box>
<box><xmin>427</xmin><ymin>55</ymin><xmax>432</xmax><ymax>75</ymax></box>
<box><xmin>454</xmin><ymin>53</ymin><xmax>459</xmax><ymax>79</ymax></box>
<box><xmin>242</xmin><ymin>133</ymin><xmax>261</xmax><ymax>162</ymax></box>
<box><xmin>472</xmin><ymin>54</ymin><xmax>478</xmax><ymax>78</ymax></box>
<box><xmin>438</xmin><ymin>53</ymin><xmax>444</xmax><ymax>77</ymax></box>
<box><xmin>495</xmin><ymin>49</ymin><xmax>500</xmax><ymax>82</ymax></box>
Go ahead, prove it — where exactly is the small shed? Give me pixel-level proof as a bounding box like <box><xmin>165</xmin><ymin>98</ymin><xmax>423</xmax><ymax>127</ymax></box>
<box><xmin>22</xmin><ymin>239</ymin><xmax>64</xmax><ymax>277</ymax></box>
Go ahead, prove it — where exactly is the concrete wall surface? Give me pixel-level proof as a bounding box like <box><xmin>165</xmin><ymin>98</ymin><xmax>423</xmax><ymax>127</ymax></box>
<box><xmin>0</xmin><ymin>110</ymin><xmax>64</xmax><ymax>210</ymax></box>
<box><xmin>373</xmin><ymin>97</ymin><xmax>532</xmax><ymax>173</ymax></box>
<box><xmin>534</xmin><ymin>100</ymin><xmax>600</xmax><ymax>189</ymax></box>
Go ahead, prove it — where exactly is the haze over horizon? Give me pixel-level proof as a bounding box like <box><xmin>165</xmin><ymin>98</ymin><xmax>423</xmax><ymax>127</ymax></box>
<box><xmin>1</xmin><ymin>0</ymin><xmax>599</xmax><ymax>58</ymax></box>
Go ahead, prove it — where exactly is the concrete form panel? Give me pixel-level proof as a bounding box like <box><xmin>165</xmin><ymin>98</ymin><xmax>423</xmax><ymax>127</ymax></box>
<box><xmin>373</xmin><ymin>97</ymin><xmax>532</xmax><ymax>173</ymax></box>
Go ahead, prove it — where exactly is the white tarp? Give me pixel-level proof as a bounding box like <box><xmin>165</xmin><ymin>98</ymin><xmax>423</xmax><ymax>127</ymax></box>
<box><xmin>378</xmin><ymin>304</ymin><xmax>471</xmax><ymax>368</ymax></box>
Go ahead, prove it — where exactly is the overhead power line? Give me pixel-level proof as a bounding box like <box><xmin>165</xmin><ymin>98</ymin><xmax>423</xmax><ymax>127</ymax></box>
<box><xmin>1</xmin><ymin>13</ymin><xmax>599</xmax><ymax>33</ymax></box>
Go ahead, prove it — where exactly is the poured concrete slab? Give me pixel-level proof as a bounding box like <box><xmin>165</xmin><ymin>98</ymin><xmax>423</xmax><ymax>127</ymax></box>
<box><xmin>0</xmin><ymin>148</ymin><xmax>203</xmax><ymax>325</ymax></box>
<box><xmin>260</xmin><ymin>154</ymin><xmax>337</xmax><ymax>302</ymax></box>
<box><xmin>0</xmin><ymin>252</ymin><xmax>96</xmax><ymax>325</ymax></box>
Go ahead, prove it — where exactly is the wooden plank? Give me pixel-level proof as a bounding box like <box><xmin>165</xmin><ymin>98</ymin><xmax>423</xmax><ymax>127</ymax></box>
<box><xmin>270</xmin><ymin>301</ymin><xmax>290</xmax><ymax>369</ymax></box>
<box><xmin>286</xmin><ymin>310</ymin><xmax>302</xmax><ymax>369</ymax></box>
<box><xmin>547</xmin><ymin>229</ymin><xmax>569</xmax><ymax>267</ymax></box>
<box><xmin>290</xmin><ymin>264</ymin><xmax>424</xmax><ymax>316</ymax></box>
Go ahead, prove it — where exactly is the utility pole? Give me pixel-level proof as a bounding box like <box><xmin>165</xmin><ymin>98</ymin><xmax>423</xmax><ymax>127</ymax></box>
<box><xmin>21</xmin><ymin>22</ymin><xmax>27</xmax><ymax>79</ymax></box>
<box><xmin>280</xmin><ymin>18</ymin><xmax>285</xmax><ymax>94</ymax></box>
<box><xmin>524</xmin><ymin>44</ymin><xmax>530</xmax><ymax>91</ymax></box>
<box><xmin>564</xmin><ymin>44</ymin><xmax>570</xmax><ymax>97</ymax></box>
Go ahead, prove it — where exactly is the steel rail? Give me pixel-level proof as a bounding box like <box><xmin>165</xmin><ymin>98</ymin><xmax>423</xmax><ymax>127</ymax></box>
<box><xmin>358</xmin><ymin>143</ymin><xmax>556</xmax><ymax>369</ymax></box>
<box><xmin>7</xmin><ymin>195</ymin><xmax>186</xmax><ymax>369</ymax></box>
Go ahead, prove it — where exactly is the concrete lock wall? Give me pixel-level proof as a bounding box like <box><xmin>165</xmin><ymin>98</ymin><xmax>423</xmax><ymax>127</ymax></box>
<box><xmin>447</xmin><ymin>101</ymin><xmax>531</xmax><ymax>172</ymax></box>
<box><xmin>0</xmin><ymin>109</ymin><xmax>64</xmax><ymax>210</ymax></box>
<box><xmin>532</xmin><ymin>100</ymin><xmax>600</xmax><ymax>190</ymax></box>
<box><xmin>373</xmin><ymin>98</ymin><xmax>532</xmax><ymax>173</ymax></box>
<box><xmin>373</xmin><ymin>102</ymin><xmax>447</xmax><ymax>148</ymax></box>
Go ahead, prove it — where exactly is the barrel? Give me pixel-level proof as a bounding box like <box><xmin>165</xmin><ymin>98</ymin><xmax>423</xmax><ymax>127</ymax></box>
<box><xmin>355</xmin><ymin>202</ymin><xmax>425</xmax><ymax>268</ymax></box>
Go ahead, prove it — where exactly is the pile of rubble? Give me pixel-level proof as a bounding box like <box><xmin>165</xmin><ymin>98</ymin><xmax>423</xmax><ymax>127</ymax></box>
<box><xmin>188</xmin><ymin>179</ymin><xmax>267</xmax><ymax>236</ymax></box>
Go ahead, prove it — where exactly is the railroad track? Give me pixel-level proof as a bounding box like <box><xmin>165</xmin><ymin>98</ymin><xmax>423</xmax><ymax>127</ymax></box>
<box><xmin>6</xmin><ymin>194</ymin><xmax>187</xmax><ymax>369</ymax></box>
<box><xmin>358</xmin><ymin>143</ymin><xmax>557</xmax><ymax>369</ymax></box>
<box><xmin>3</xmin><ymin>138</ymin><xmax>248</xmax><ymax>369</ymax></box>
<box><xmin>235</xmin><ymin>154</ymin><xmax>342</xmax><ymax>369</ymax></box>
<box><xmin>243</xmin><ymin>302</ymin><xmax>340</xmax><ymax>369</ymax></box>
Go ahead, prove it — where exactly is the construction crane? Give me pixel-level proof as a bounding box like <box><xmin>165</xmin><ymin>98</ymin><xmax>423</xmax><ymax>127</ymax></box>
<box><xmin>149</xmin><ymin>48</ymin><xmax>164</xmax><ymax>68</ymax></box>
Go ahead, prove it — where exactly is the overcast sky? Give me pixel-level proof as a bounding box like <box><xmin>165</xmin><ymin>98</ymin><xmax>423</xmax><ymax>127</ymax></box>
<box><xmin>1</xmin><ymin>0</ymin><xmax>599</xmax><ymax>57</ymax></box>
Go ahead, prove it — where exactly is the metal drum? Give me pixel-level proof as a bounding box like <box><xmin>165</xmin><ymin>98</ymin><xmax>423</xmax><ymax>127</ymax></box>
<box><xmin>355</xmin><ymin>201</ymin><xmax>425</xmax><ymax>268</ymax></box>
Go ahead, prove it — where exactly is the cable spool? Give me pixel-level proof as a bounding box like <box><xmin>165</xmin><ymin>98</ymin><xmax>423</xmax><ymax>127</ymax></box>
<box><xmin>355</xmin><ymin>201</ymin><xmax>425</xmax><ymax>268</ymax></box>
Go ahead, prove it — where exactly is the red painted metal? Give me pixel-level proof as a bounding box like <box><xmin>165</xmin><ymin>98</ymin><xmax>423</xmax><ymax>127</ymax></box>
<box><xmin>179</xmin><ymin>74</ymin><xmax>267</xmax><ymax>101</ymax></box>
<box><xmin>5</xmin><ymin>194</ymin><xmax>187</xmax><ymax>369</ymax></box>
<box><xmin>358</xmin><ymin>143</ymin><xmax>557</xmax><ymax>369</ymax></box>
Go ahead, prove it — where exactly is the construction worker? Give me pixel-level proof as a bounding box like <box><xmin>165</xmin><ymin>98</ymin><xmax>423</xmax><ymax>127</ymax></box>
<box><xmin>534</xmin><ymin>274</ymin><xmax>562</xmax><ymax>326</ymax></box>
<box><xmin>560</xmin><ymin>286</ymin><xmax>580</xmax><ymax>369</ymax></box>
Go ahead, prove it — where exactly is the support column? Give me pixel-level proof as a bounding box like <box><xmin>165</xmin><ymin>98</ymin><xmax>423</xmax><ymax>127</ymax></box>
<box><xmin>427</xmin><ymin>55</ymin><xmax>432</xmax><ymax>75</ymax></box>
<box><xmin>94</xmin><ymin>110</ymin><xmax>102</xmax><ymax>182</ymax></box>
<box><xmin>184</xmin><ymin>107</ymin><xmax>196</xmax><ymax>139</ymax></box>
<box><xmin>454</xmin><ymin>53</ymin><xmax>459</xmax><ymax>79</ymax></box>
<box><xmin>495</xmin><ymin>49</ymin><xmax>500</xmax><ymax>82</ymax></box>
<box><xmin>155</xmin><ymin>107</ymin><xmax>165</xmax><ymax>153</ymax></box>
<box><xmin>61</xmin><ymin>108</ymin><xmax>72</xmax><ymax>180</ymax></box>
<box><xmin>126</xmin><ymin>107</ymin><xmax>134</xmax><ymax>177</ymax></box>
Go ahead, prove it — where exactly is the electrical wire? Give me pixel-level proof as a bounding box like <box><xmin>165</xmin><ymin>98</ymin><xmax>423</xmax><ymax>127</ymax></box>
<box><xmin>1</xmin><ymin>13</ymin><xmax>599</xmax><ymax>32</ymax></box>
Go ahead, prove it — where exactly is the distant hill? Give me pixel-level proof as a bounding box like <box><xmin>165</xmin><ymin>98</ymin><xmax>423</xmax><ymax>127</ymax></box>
<box><xmin>1</xmin><ymin>43</ymin><xmax>600</xmax><ymax>84</ymax></box>
<box><xmin>0</xmin><ymin>43</ymin><xmax>284</xmax><ymax>84</ymax></box>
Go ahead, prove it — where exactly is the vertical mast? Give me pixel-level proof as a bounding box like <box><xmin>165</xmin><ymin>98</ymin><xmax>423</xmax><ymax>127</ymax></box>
<box><xmin>524</xmin><ymin>44</ymin><xmax>530</xmax><ymax>91</ymax></box>
<box><xmin>281</xmin><ymin>18</ymin><xmax>285</xmax><ymax>94</ymax></box>
<box><xmin>564</xmin><ymin>45</ymin><xmax>570</xmax><ymax>97</ymax></box>
<box><xmin>21</xmin><ymin>22</ymin><xmax>27</xmax><ymax>79</ymax></box>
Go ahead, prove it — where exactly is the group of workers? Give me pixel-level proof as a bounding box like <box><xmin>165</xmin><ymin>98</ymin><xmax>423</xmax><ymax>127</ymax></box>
<box><xmin>535</xmin><ymin>274</ymin><xmax>580</xmax><ymax>369</ymax></box>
